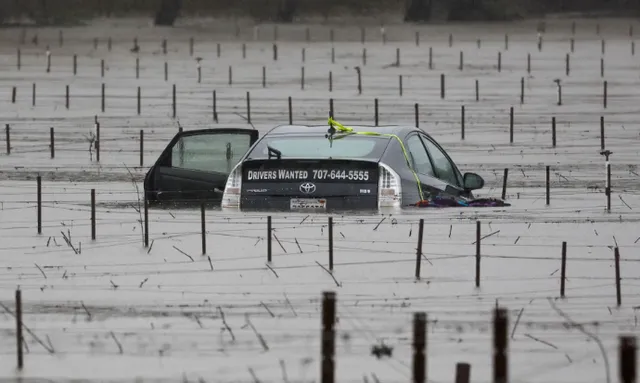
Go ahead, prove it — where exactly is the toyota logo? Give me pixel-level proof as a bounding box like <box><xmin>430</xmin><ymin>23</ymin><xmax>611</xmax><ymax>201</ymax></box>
<box><xmin>299</xmin><ymin>182</ymin><xmax>316</xmax><ymax>194</ymax></box>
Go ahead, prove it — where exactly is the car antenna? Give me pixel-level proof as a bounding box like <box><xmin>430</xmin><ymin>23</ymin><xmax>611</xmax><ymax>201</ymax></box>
<box><xmin>268</xmin><ymin>146</ymin><xmax>282</xmax><ymax>160</ymax></box>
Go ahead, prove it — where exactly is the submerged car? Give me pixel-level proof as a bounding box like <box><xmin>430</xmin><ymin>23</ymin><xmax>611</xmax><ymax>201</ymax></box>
<box><xmin>143</xmin><ymin>122</ymin><xmax>485</xmax><ymax>211</ymax></box>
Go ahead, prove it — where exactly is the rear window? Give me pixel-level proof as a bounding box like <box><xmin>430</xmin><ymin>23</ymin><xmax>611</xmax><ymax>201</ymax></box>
<box><xmin>247</xmin><ymin>135</ymin><xmax>389</xmax><ymax>159</ymax></box>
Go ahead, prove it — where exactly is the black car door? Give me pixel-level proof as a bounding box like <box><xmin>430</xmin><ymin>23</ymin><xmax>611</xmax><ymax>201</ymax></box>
<box><xmin>144</xmin><ymin>129</ymin><xmax>259</xmax><ymax>201</ymax></box>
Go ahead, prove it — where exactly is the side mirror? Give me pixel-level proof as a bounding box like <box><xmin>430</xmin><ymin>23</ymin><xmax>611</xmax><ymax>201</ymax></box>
<box><xmin>463</xmin><ymin>172</ymin><xmax>484</xmax><ymax>190</ymax></box>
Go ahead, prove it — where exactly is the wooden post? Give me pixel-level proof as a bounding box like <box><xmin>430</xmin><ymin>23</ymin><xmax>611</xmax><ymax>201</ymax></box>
<box><xmin>137</xmin><ymin>87</ymin><xmax>141</xmax><ymax>115</ymax></box>
<box><xmin>520</xmin><ymin>77</ymin><xmax>524</xmax><ymax>104</ymax></box>
<box><xmin>560</xmin><ymin>241</ymin><xmax>567</xmax><ymax>298</ymax></box>
<box><xmin>91</xmin><ymin>189</ymin><xmax>96</xmax><ymax>240</ymax></box>
<box><xmin>101</xmin><ymin>83</ymin><xmax>105</xmax><ymax>112</ymax></box>
<box><xmin>172</xmin><ymin>84</ymin><xmax>176</xmax><ymax>118</ymax></box>
<box><xmin>144</xmin><ymin>194</ymin><xmax>149</xmax><ymax>248</ymax></box>
<box><xmin>301</xmin><ymin>67</ymin><xmax>305</xmax><ymax>90</ymax></box>
<box><xmin>497</xmin><ymin>52</ymin><xmax>501</xmax><ymax>72</ymax></box>
<box><xmin>413</xmin><ymin>312</ymin><xmax>427</xmax><ymax>383</ymax></box>
<box><xmin>189</xmin><ymin>37</ymin><xmax>194</xmax><ymax>56</ymax></box>
<box><xmin>546</xmin><ymin>166</ymin><xmax>551</xmax><ymax>205</ymax></box>
<box><xmin>399</xmin><ymin>75</ymin><xmax>403</xmax><ymax>97</ymax></box>
<box><xmin>329</xmin><ymin>98</ymin><xmax>334</xmax><ymax>119</ymax></box>
<box><xmin>17</xmin><ymin>48</ymin><xmax>21</xmax><ymax>70</ymax></box>
<box><xmin>355</xmin><ymin>70</ymin><xmax>360</xmax><ymax>94</ymax></box>
<box><xmin>615</xmin><ymin>247</ymin><xmax>621</xmax><ymax>306</ymax></box>
<box><xmin>11</xmin><ymin>86</ymin><xmax>16</xmax><ymax>103</ymax></box>
<box><xmin>493</xmin><ymin>307</ymin><xmax>508</xmax><ymax>383</ymax></box>
<box><xmin>566</xmin><ymin>54</ymin><xmax>570</xmax><ymax>76</ymax></box>
<box><xmin>601</xmin><ymin>58</ymin><xmax>604</xmax><ymax>77</ymax></box>
<box><xmin>363</xmin><ymin>48</ymin><xmax>367</xmax><ymax>66</ymax></box>
<box><xmin>164</xmin><ymin>62</ymin><xmax>168</xmax><ymax>81</ymax></box>
<box><xmin>601</xmin><ymin>116</ymin><xmax>605</xmax><ymax>150</ymax></box>
<box><xmin>16</xmin><ymin>289</ymin><xmax>23</xmax><ymax>370</ymax></box>
<box><xmin>262</xmin><ymin>66</ymin><xmax>266</xmax><ymax>88</ymax></box>
<box><xmin>246</xmin><ymin>91</ymin><xmax>251</xmax><ymax>124</ymax></box>
<box><xmin>267</xmin><ymin>216</ymin><xmax>272</xmax><ymax>262</ymax></box>
<box><xmin>321</xmin><ymin>291</ymin><xmax>336</xmax><ymax>383</ymax></box>
<box><xmin>374</xmin><ymin>98</ymin><xmax>379</xmax><ymax>126</ymax></box>
<box><xmin>139</xmin><ymin>130</ymin><xmax>144</xmax><ymax>167</ymax></box>
<box><xmin>65</xmin><ymin>85</ymin><xmax>69</xmax><ymax>109</ymax></box>
<box><xmin>475</xmin><ymin>80</ymin><xmax>479</xmax><ymax>101</ymax></box>
<box><xmin>213</xmin><ymin>91</ymin><xmax>218</xmax><ymax>122</ymax></box>
<box><xmin>288</xmin><ymin>97</ymin><xmax>293</xmax><ymax>125</ymax></box>
<box><xmin>461</xmin><ymin>105</ymin><xmax>465</xmax><ymax>140</ymax></box>
<box><xmin>101</xmin><ymin>59</ymin><xmax>104</xmax><ymax>78</ymax></box>
<box><xmin>415</xmin><ymin>219</ymin><xmax>424</xmax><ymax>279</ymax></box>
<box><xmin>243</xmin><ymin>43</ymin><xmax>246</xmax><ymax>59</ymax></box>
<box><xmin>414</xmin><ymin>103</ymin><xmax>419</xmax><ymax>128</ymax></box>
<box><xmin>37</xmin><ymin>176</ymin><xmax>42</xmax><ymax>234</ymax></box>
<box><xmin>331</xmin><ymin>47</ymin><xmax>335</xmax><ymax>64</ymax></box>
<box><xmin>32</xmin><ymin>83</ymin><xmax>36</xmax><ymax>106</ymax></box>
<box><xmin>440</xmin><ymin>74</ymin><xmax>445</xmax><ymax>99</ymax></box>
<box><xmin>273</xmin><ymin>43</ymin><xmax>278</xmax><ymax>61</ymax></box>
<box><xmin>475</xmin><ymin>221</ymin><xmax>481</xmax><ymax>288</ymax></box>
<box><xmin>455</xmin><ymin>363</ymin><xmax>471</xmax><ymax>383</ymax></box>
<box><xmin>95</xmin><ymin>117</ymin><xmax>100</xmax><ymax>162</ymax></box>
<box><xmin>201</xmin><ymin>203</ymin><xmax>206</xmax><ymax>255</ymax></box>
<box><xmin>428</xmin><ymin>47</ymin><xmax>433</xmax><ymax>69</ymax></box>
<box><xmin>50</xmin><ymin>127</ymin><xmax>55</xmax><ymax>158</ymax></box>
<box><xmin>619</xmin><ymin>336</ymin><xmax>636</xmax><ymax>383</ymax></box>
<box><xmin>73</xmin><ymin>54</ymin><xmax>77</xmax><ymax>75</ymax></box>
<box><xmin>329</xmin><ymin>71</ymin><xmax>333</xmax><ymax>92</ymax></box>
<box><xmin>552</xmin><ymin>117</ymin><xmax>556</xmax><ymax>147</ymax></box>
<box><xmin>527</xmin><ymin>53</ymin><xmax>531</xmax><ymax>73</ymax></box>
<box><xmin>328</xmin><ymin>217</ymin><xmax>334</xmax><ymax>271</ymax></box>
<box><xmin>459</xmin><ymin>51</ymin><xmax>463</xmax><ymax>70</ymax></box>
<box><xmin>606</xmin><ymin>156</ymin><xmax>611</xmax><ymax>212</ymax></box>
<box><xmin>501</xmin><ymin>169</ymin><xmax>508</xmax><ymax>200</ymax></box>
<box><xmin>509</xmin><ymin>107</ymin><xmax>514</xmax><ymax>143</ymax></box>
<box><xmin>5</xmin><ymin>124</ymin><xmax>9</xmax><ymax>155</ymax></box>
<box><xmin>603</xmin><ymin>81</ymin><xmax>608</xmax><ymax>109</ymax></box>
<box><xmin>135</xmin><ymin>57</ymin><xmax>139</xmax><ymax>79</ymax></box>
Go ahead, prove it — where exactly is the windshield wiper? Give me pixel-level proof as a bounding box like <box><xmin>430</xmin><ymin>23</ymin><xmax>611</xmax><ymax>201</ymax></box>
<box><xmin>268</xmin><ymin>146</ymin><xmax>282</xmax><ymax>159</ymax></box>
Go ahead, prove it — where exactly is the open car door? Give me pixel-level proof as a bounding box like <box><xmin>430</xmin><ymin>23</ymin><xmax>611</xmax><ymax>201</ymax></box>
<box><xmin>144</xmin><ymin>128</ymin><xmax>259</xmax><ymax>202</ymax></box>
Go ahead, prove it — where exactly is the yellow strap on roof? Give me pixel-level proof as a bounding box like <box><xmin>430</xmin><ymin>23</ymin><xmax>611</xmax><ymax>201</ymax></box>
<box><xmin>327</xmin><ymin>117</ymin><xmax>425</xmax><ymax>201</ymax></box>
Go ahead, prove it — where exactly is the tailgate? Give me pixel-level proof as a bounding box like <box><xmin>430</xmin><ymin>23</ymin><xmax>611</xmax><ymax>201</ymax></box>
<box><xmin>240</xmin><ymin>159</ymin><xmax>379</xmax><ymax>209</ymax></box>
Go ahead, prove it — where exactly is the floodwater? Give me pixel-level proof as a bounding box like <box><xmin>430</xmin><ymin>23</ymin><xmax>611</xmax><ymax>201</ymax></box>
<box><xmin>0</xmin><ymin>16</ymin><xmax>639</xmax><ymax>383</ymax></box>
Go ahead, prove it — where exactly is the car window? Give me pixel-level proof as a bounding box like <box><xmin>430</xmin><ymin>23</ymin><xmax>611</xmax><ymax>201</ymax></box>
<box><xmin>421</xmin><ymin>136</ymin><xmax>461</xmax><ymax>186</ymax></box>
<box><xmin>248</xmin><ymin>135</ymin><xmax>388</xmax><ymax>159</ymax></box>
<box><xmin>171</xmin><ymin>133</ymin><xmax>252</xmax><ymax>173</ymax></box>
<box><xmin>405</xmin><ymin>135</ymin><xmax>435</xmax><ymax>176</ymax></box>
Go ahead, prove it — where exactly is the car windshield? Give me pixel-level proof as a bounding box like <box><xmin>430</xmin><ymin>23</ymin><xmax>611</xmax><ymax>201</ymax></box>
<box><xmin>247</xmin><ymin>134</ymin><xmax>389</xmax><ymax>159</ymax></box>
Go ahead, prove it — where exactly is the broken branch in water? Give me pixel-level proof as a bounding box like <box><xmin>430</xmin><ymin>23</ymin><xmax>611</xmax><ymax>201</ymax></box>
<box><xmin>109</xmin><ymin>331</ymin><xmax>123</xmax><ymax>354</ymax></box>
<box><xmin>245</xmin><ymin>313</ymin><xmax>269</xmax><ymax>351</ymax></box>
<box><xmin>217</xmin><ymin>306</ymin><xmax>235</xmax><ymax>342</ymax></box>
<box><xmin>315</xmin><ymin>261</ymin><xmax>341</xmax><ymax>287</ymax></box>
<box><xmin>0</xmin><ymin>302</ymin><xmax>55</xmax><ymax>354</ymax></box>
<box><xmin>34</xmin><ymin>263</ymin><xmax>47</xmax><ymax>279</ymax></box>
<box><xmin>173</xmin><ymin>245</ymin><xmax>194</xmax><ymax>262</ymax></box>
<box><xmin>548</xmin><ymin>297</ymin><xmax>610</xmax><ymax>383</ymax></box>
